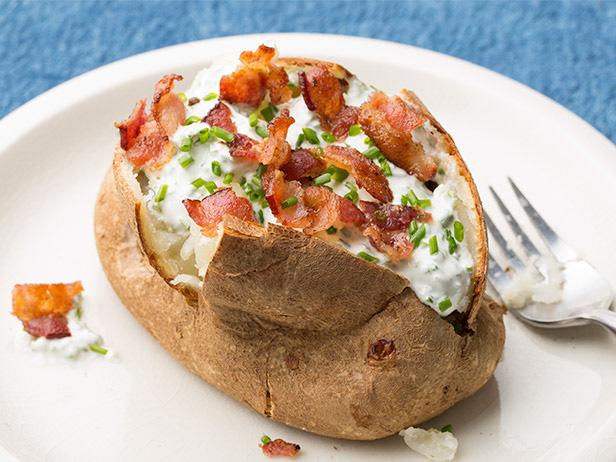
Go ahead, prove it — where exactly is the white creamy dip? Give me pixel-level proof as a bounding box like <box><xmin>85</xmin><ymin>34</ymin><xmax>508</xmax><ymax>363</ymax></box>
<box><xmin>142</xmin><ymin>59</ymin><xmax>475</xmax><ymax>316</ymax></box>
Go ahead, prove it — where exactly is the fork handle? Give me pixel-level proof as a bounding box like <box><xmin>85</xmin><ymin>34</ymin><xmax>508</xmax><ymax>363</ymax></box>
<box><xmin>583</xmin><ymin>310</ymin><xmax>616</xmax><ymax>334</ymax></box>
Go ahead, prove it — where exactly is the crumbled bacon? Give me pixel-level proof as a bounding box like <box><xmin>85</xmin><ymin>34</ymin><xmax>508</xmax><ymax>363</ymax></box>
<box><xmin>23</xmin><ymin>315</ymin><xmax>71</xmax><ymax>339</ymax></box>
<box><xmin>203</xmin><ymin>102</ymin><xmax>237</xmax><ymax>133</ymax></box>
<box><xmin>323</xmin><ymin>145</ymin><xmax>393</xmax><ymax>203</ymax></box>
<box><xmin>263</xmin><ymin>168</ymin><xmax>311</xmax><ymax>228</ymax></box>
<box><xmin>280</xmin><ymin>149</ymin><xmax>326</xmax><ymax>181</ymax></box>
<box><xmin>115</xmin><ymin>99</ymin><xmax>147</xmax><ymax>150</ymax></box>
<box><xmin>219</xmin><ymin>45</ymin><xmax>292</xmax><ymax>107</ymax></box>
<box><xmin>183</xmin><ymin>188</ymin><xmax>256</xmax><ymax>237</ymax></box>
<box><xmin>299</xmin><ymin>65</ymin><xmax>358</xmax><ymax>140</ymax></box>
<box><xmin>359</xmin><ymin>91</ymin><xmax>437</xmax><ymax>181</ymax></box>
<box><xmin>12</xmin><ymin>282</ymin><xmax>84</xmax><ymax>322</ymax></box>
<box><xmin>124</xmin><ymin>119</ymin><xmax>176</xmax><ymax>170</ymax></box>
<box><xmin>258</xmin><ymin>109</ymin><xmax>294</xmax><ymax>168</ymax></box>
<box><xmin>229</xmin><ymin>133</ymin><xmax>259</xmax><ymax>160</ymax></box>
<box><xmin>261</xmin><ymin>438</ymin><xmax>301</xmax><ymax>458</ymax></box>
<box><xmin>151</xmin><ymin>74</ymin><xmax>186</xmax><ymax>136</ymax></box>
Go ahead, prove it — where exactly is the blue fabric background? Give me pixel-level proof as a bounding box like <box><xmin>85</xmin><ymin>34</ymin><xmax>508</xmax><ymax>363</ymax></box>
<box><xmin>1</xmin><ymin>0</ymin><xmax>615</xmax><ymax>142</ymax></box>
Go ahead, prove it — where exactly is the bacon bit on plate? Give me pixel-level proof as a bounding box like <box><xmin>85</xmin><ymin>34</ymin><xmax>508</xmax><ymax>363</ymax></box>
<box><xmin>280</xmin><ymin>148</ymin><xmax>326</xmax><ymax>181</ymax></box>
<box><xmin>258</xmin><ymin>109</ymin><xmax>294</xmax><ymax>168</ymax></box>
<box><xmin>115</xmin><ymin>98</ymin><xmax>147</xmax><ymax>150</ymax></box>
<box><xmin>323</xmin><ymin>145</ymin><xmax>393</xmax><ymax>203</ymax></box>
<box><xmin>219</xmin><ymin>45</ymin><xmax>292</xmax><ymax>107</ymax></box>
<box><xmin>151</xmin><ymin>74</ymin><xmax>186</xmax><ymax>136</ymax></box>
<box><xmin>23</xmin><ymin>315</ymin><xmax>71</xmax><ymax>339</ymax></box>
<box><xmin>299</xmin><ymin>65</ymin><xmax>359</xmax><ymax>139</ymax></box>
<box><xmin>203</xmin><ymin>101</ymin><xmax>237</xmax><ymax>133</ymax></box>
<box><xmin>260</xmin><ymin>438</ymin><xmax>301</xmax><ymax>458</ymax></box>
<box><xmin>12</xmin><ymin>282</ymin><xmax>84</xmax><ymax>322</ymax></box>
<box><xmin>183</xmin><ymin>188</ymin><xmax>256</xmax><ymax>237</ymax></box>
<box><xmin>359</xmin><ymin>91</ymin><xmax>437</xmax><ymax>181</ymax></box>
<box><xmin>228</xmin><ymin>133</ymin><xmax>260</xmax><ymax>160</ymax></box>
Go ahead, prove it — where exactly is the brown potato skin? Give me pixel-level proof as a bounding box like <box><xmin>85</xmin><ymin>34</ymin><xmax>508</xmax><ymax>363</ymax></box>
<box><xmin>95</xmin><ymin>169</ymin><xmax>505</xmax><ymax>440</ymax></box>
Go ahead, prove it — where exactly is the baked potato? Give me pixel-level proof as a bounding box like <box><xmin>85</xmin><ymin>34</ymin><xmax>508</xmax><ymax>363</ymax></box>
<box><xmin>95</xmin><ymin>45</ymin><xmax>505</xmax><ymax>440</ymax></box>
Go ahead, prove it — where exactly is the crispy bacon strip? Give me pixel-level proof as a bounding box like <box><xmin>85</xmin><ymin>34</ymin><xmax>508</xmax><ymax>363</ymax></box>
<box><xmin>359</xmin><ymin>91</ymin><xmax>437</xmax><ymax>181</ymax></box>
<box><xmin>123</xmin><ymin>119</ymin><xmax>176</xmax><ymax>170</ymax></box>
<box><xmin>323</xmin><ymin>145</ymin><xmax>393</xmax><ymax>203</ymax></box>
<box><xmin>229</xmin><ymin>133</ymin><xmax>259</xmax><ymax>160</ymax></box>
<box><xmin>220</xmin><ymin>45</ymin><xmax>292</xmax><ymax>107</ymax></box>
<box><xmin>183</xmin><ymin>188</ymin><xmax>256</xmax><ymax>237</ymax></box>
<box><xmin>280</xmin><ymin>149</ymin><xmax>326</xmax><ymax>181</ymax></box>
<box><xmin>12</xmin><ymin>282</ymin><xmax>84</xmax><ymax>322</ymax></box>
<box><xmin>23</xmin><ymin>315</ymin><xmax>71</xmax><ymax>339</ymax></box>
<box><xmin>261</xmin><ymin>438</ymin><xmax>301</xmax><ymax>458</ymax></box>
<box><xmin>299</xmin><ymin>65</ymin><xmax>358</xmax><ymax>139</ymax></box>
<box><xmin>151</xmin><ymin>74</ymin><xmax>186</xmax><ymax>136</ymax></box>
<box><xmin>263</xmin><ymin>168</ymin><xmax>311</xmax><ymax>228</ymax></box>
<box><xmin>203</xmin><ymin>102</ymin><xmax>237</xmax><ymax>133</ymax></box>
<box><xmin>115</xmin><ymin>99</ymin><xmax>147</xmax><ymax>150</ymax></box>
<box><xmin>259</xmin><ymin>109</ymin><xmax>294</xmax><ymax>168</ymax></box>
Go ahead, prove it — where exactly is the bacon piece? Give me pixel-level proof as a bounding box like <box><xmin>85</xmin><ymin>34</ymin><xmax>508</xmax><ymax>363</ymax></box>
<box><xmin>115</xmin><ymin>99</ymin><xmax>147</xmax><ymax>150</ymax></box>
<box><xmin>203</xmin><ymin>102</ymin><xmax>237</xmax><ymax>133</ymax></box>
<box><xmin>183</xmin><ymin>188</ymin><xmax>256</xmax><ymax>237</ymax></box>
<box><xmin>259</xmin><ymin>109</ymin><xmax>294</xmax><ymax>168</ymax></box>
<box><xmin>220</xmin><ymin>45</ymin><xmax>292</xmax><ymax>107</ymax></box>
<box><xmin>151</xmin><ymin>74</ymin><xmax>186</xmax><ymax>136</ymax></box>
<box><xmin>124</xmin><ymin>119</ymin><xmax>176</xmax><ymax>170</ymax></box>
<box><xmin>229</xmin><ymin>133</ymin><xmax>259</xmax><ymax>160</ymax></box>
<box><xmin>12</xmin><ymin>282</ymin><xmax>84</xmax><ymax>322</ymax></box>
<box><xmin>359</xmin><ymin>91</ymin><xmax>437</xmax><ymax>181</ymax></box>
<box><xmin>263</xmin><ymin>168</ymin><xmax>311</xmax><ymax>228</ymax></box>
<box><xmin>323</xmin><ymin>145</ymin><xmax>393</xmax><ymax>203</ymax></box>
<box><xmin>280</xmin><ymin>149</ymin><xmax>326</xmax><ymax>181</ymax></box>
<box><xmin>299</xmin><ymin>65</ymin><xmax>358</xmax><ymax>140</ymax></box>
<box><xmin>23</xmin><ymin>315</ymin><xmax>71</xmax><ymax>339</ymax></box>
<box><xmin>261</xmin><ymin>438</ymin><xmax>301</xmax><ymax>458</ymax></box>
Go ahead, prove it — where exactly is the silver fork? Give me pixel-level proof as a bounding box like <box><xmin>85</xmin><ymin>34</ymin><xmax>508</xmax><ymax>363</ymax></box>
<box><xmin>486</xmin><ymin>178</ymin><xmax>616</xmax><ymax>333</ymax></box>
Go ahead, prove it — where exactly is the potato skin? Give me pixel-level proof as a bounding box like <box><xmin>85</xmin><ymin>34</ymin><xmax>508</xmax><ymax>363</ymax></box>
<box><xmin>95</xmin><ymin>168</ymin><xmax>505</xmax><ymax>440</ymax></box>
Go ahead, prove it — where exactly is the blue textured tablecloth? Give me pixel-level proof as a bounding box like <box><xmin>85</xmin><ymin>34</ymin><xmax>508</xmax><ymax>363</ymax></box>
<box><xmin>1</xmin><ymin>0</ymin><xmax>615</xmax><ymax>143</ymax></box>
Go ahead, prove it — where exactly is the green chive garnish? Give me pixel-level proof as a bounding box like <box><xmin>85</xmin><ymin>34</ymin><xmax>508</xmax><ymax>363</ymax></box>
<box><xmin>438</xmin><ymin>297</ymin><xmax>452</xmax><ymax>312</ymax></box>
<box><xmin>75</xmin><ymin>305</ymin><xmax>82</xmax><ymax>320</ymax></box>
<box><xmin>313</xmin><ymin>173</ymin><xmax>332</xmax><ymax>186</ymax></box>
<box><xmin>326</xmin><ymin>226</ymin><xmax>337</xmax><ymax>235</ymax></box>
<box><xmin>257</xmin><ymin>209</ymin><xmax>264</xmax><ymax>224</ymax></box>
<box><xmin>251</xmin><ymin>176</ymin><xmax>262</xmax><ymax>188</ymax></box>
<box><xmin>192</xmin><ymin>178</ymin><xmax>206</xmax><ymax>189</ymax></box>
<box><xmin>184</xmin><ymin>115</ymin><xmax>202</xmax><ymax>126</ymax></box>
<box><xmin>407</xmin><ymin>190</ymin><xmax>431</xmax><ymax>209</ymax></box>
<box><xmin>445</xmin><ymin>229</ymin><xmax>457</xmax><ymax>254</ymax></box>
<box><xmin>281</xmin><ymin>196</ymin><xmax>298</xmax><ymax>208</ymax></box>
<box><xmin>248</xmin><ymin>111</ymin><xmax>259</xmax><ymax>127</ymax></box>
<box><xmin>178</xmin><ymin>92</ymin><xmax>187</xmax><ymax>103</ymax></box>
<box><xmin>363</xmin><ymin>146</ymin><xmax>381</xmax><ymax>160</ymax></box>
<box><xmin>223</xmin><ymin>172</ymin><xmax>234</xmax><ymax>185</ymax></box>
<box><xmin>211</xmin><ymin>161</ymin><xmax>222</xmax><ymax>177</ymax></box>
<box><xmin>348</xmin><ymin>124</ymin><xmax>362</xmax><ymax>136</ymax></box>
<box><xmin>429</xmin><ymin>235</ymin><xmax>439</xmax><ymax>255</ymax></box>
<box><xmin>357</xmin><ymin>251</ymin><xmax>379</xmax><ymax>263</ymax></box>
<box><xmin>261</xmin><ymin>435</ymin><xmax>272</xmax><ymax>445</ymax></box>
<box><xmin>408</xmin><ymin>222</ymin><xmax>426</xmax><ymax>247</ymax></box>
<box><xmin>178</xmin><ymin>154</ymin><xmax>194</xmax><ymax>168</ymax></box>
<box><xmin>255</xmin><ymin>125</ymin><xmax>269</xmax><ymax>139</ymax></box>
<box><xmin>287</xmin><ymin>82</ymin><xmax>301</xmax><ymax>97</ymax></box>
<box><xmin>453</xmin><ymin>221</ymin><xmax>464</xmax><ymax>242</ymax></box>
<box><xmin>379</xmin><ymin>158</ymin><xmax>392</xmax><ymax>177</ymax></box>
<box><xmin>364</xmin><ymin>137</ymin><xmax>374</xmax><ymax>146</ymax></box>
<box><xmin>180</xmin><ymin>137</ymin><xmax>192</xmax><ymax>152</ymax></box>
<box><xmin>210</xmin><ymin>126</ymin><xmax>235</xmax><ymax>142</ymax></box>
<box><xmin>203</xmin><ymin>92</ymin><xmax>218</xmax><ymax>101</ymax></box>
<box><xmin>255</xmin><ymin>163</ymin><xmax>267</xmax><ymax>178</ymax></box>
<box><xmin>192</xmin><ymin>179</ymin><xmax>217</xmax><ymax>194</ymax></box>
<box><xmin>239</xmin><ymin>176</ymin><xmax>247</xmax><ymax>186</ymax></box>
<box><xmin>260</xmin><ymin>103</ymin><xmax>277</xmax><ymax>122</ymax></box>
<box><xmin>295</xmin><ymin>133</ymin><xmax>305</xmax><ymax>149</ymax></box>
<box><xmin>321</xmin><ymin>132</ymin><xmax>336</xmax><ymax>143</ymax></box>
<box><xmin>438</xmin><ymin>167</ymin><xmax>445</xmax><ymax>175</ymax></box>
<box><xmin>326</xmin><ymin>165</ymin><xmax>349</xmax><ymax>182</ymax></box>
<box><xmin>154</xmin><ymin>184</ymin><xmax>168</xmax><ymax>203</ymax></box>
<box><xmin>89</xmin><ymin>344</ymin><xmax>108</xmax><ymax>355</ymax></box>
<box><xmin>302</xmin><ymin>127</ymin><xmax>320</xmax><ymax>145</ymax></box>
<box><xmin>441</xmin><ymin>424</ymin><xmax>454</xmax><ymax>433</ymax></box>
<box><xmin>344</xmin><ymin>182</ymin><xmax>359</xmax><ymax>203</ymax></box>
<box><xmin>199</xmin><ymin>128</ymin><xmax>210</xmax><ymax>144</ymax></box>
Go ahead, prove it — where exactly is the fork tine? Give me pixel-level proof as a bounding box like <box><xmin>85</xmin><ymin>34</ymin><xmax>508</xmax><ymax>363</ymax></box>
<box><xmin>484</xmin><ymin>212</ymin><xmax>525</xmax><ymax>272</ymax></box>
<box><xmin>487</xmin><ymin>253</ymin><xmax>510</xmax><ymax>295</ymax></box>
<box><xmin>507</xmin><ymin>178</ymin><xmax>578</xmax><ymax>262</ymax></box>
<box><xmin>489</xmin><ymin>186</ymin><xmax>542</xmax><ymax>259</ymax></box>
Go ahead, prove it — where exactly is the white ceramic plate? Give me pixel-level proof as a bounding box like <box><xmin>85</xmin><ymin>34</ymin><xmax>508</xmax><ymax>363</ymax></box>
<box><xmin>1</xmin><ymin>33</ymin><xmax>615</xmax><ymax>462</ymax></box>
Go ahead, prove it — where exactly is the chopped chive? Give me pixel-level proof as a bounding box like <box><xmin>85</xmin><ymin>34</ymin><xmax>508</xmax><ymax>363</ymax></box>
<box><xmin>261</xmin><ymin>435</ymin><xmax>272</xmax><ymax>445</ymax></box>
<box><xmin>178</xmin><ymin>154</ymin><xmax>194</xmax><ymax>168</ymax></box>
<box><xmin>466</xmin><ymin>266</ymin><xmax>474</xmax><ymax>273</ymax></box>
<box><xmin>287</xmin><ymin>82</ymin><xmax>301</xmax><ymax>97</ymax></box>
<box><xmin>344</xmin><ymin>182</ymin><xmax>359</xmax><ymax>203</ymax></box>
<box><xmin>203</xmin><ymin>92</ymin><xmax>218</xmax><ymax>101</ymax></box>
<box><xmin>281</xmin><ymin>196</ymin><xmax>298</xmax><ymax>208</ymax></box>
<box><xmin>348</xmin><ymin>124</ymin><xmax>362</xmax><ymax>136</ymax></box>
<box><xmin>445</xmin><ymin>229</ymin><xmax>457</xmax><ymax>254</ymax></box>
<box><xmin>302</xmin><ymin>127</ymin><xmax>320</xmax><ymax>145</ymax></box>
<box><xmin>223</xmin><ymin>172</ymin><xmax>234</xmax><ymax>185</ymax></box>
<box><xmin>248</xmin><ymin>111</ymin><xmax>259</xmax><ymax>127</ymax></box>
<box><xmin>180</xmin><ymin>137</ymin><xmax>192</xmax><ymax>152</ymax></box>
<box><xmin>313</xmin><ymin>173</ymin><xmax>332</xmax><ymax>186</ymax></box>
<box><xmin>313</xmin><ymin>146</ymin><xmax>324</xmax><ymax>157</ymax></box>
<box><xmin>239</xmin><ymin>176</ymin><xmax>247</xmax><ymax>186</ymax></box>
<box><xmin>326</xmin><ymin>226</ymin><xmax>338</xmax><ymax>235</ymax></box>
<box><xmin>154</xmin><ymin>184</ymin><xmax>168</xmax><ymax>203</ymax></box>
<box><xmin>401</xmin><ymin>194</ymin><xmax>411</xmax><ymax>206</ymax></box>
<box><xmin>409</xmin><ymin>220</ymin><xmax>418</xmax><ymax>234</ymax></box>
<box><xmin>321</xmin><ymin>132</ymin><xmax>336</xmax><ymax>143</ymax></box>
<box><xmin>184</xmin><ymin>115</ymin><xmax>202</xmax><ymax>126</ymax></box>
<box><xmin>192</xmin><ymin>178</ymin><xmax>206</xmax><ymax>189</ymax></box>
<box><xmin>427</xmin><ymin>296</ymin><xmax>434</xmax><ymax>303</ymax></box>
<box><xmin>89</xmin><ymin>344</ymin><xmax>108</xmax><ymax>355</ymax></box>
<box><xmin>407</xmin><ymin>190</ymin><xmax>431</xmax><ymax>208</ymax></box>
<box><xmin>210</xmin><ymin>126</ymin><xmax>235</xmax><ymax>143</ymax></box>
<box><xmin>357</xmin><ymin>251</ymin><xmax>379</xmax><ymax>263</ymax></box>
<box><xmin>295</xmin><ymin>133</ymin><xmax>305</xmax><ymax>149</ymax></box>
<box><xmin>255</xmin><ymin>125</ymin><xmax>269</xmax><ymax>138</ymax></box>
<box><xmin>211</xmin><ymin>160</ymin><xmax>222</xmax><ymax>177</ymax></box>
<box><xmin>453</xmin><ymin>221</ymin><xmax>464</xmax><ymax>242</ymax></box>
<box><xmin>255</xmin><ymin>163</ymin><xmax>267</xmax><ymax>178</ymax></box>
<box><xmin>178</xmin><ymin>92</ymin><xmax>187</xmax><ymax>103</ymax></box>
<box><xmin>204</xmin><ymin>181</ymin><xmax>217</xmax><ymax>194</ymax></box>
<box><xmin>199</xmin><ymin>128</ymin><xmax>210</xmax><ymax>144</ymax></box>
<box><xmin>75</xmin><ymin>305</ymin><xmax>82</xmax><ymax>320</ymax></box>
<box><xmin>441</xmin><ymin>424</ymin><xmax>454</xmax><ymax>433</ymax></box>
<box><xmin>327</xmin><ymin>165</ymin><xmax>349</xmax><ymax>182</ymax></box>
<box><xmin>363</xmin><ymin>146</ymin><xmax>381</xmax><ymax>160</ymax></box>
<box><xmin>438</xmin><ymin>166</ymin><xmax>445</xmax><ymax>175</ymax></box>
<box><xmin>408</xmin><ymin>222</ymin><xmax>426</xmax><ymax>247</ymax></box>
<box><xmin>260</xmin><ymin>103</ymin><xmax>278</xmax><ymax>122</ymax></box>
<box><xmin>379</xmin><ymin>158</ymin><xmax>392</xmax><ymax>177</ymax></box>
<box><xmin>438</xmin><ymin>297</ymin><xmax>452</xmax><ymax>312</ymax></box>
<box><xmin>257</xmin><ymin>209</ymin><xmax>265</xmax><ymax>224</ymax></box>
<box><xmin>251</xmin><ymin>176</ymin><xmax>262</xmax><ymax>188</ymax></box>
<box><xmin>429</xmin><ymin>235</ymin><xmax>439</xmax><ymax>254</ymax></box>
<box><xmin>364</xmin><ymin>137</ymin><xmax>374</xmax><ymax>146</ymax></box>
